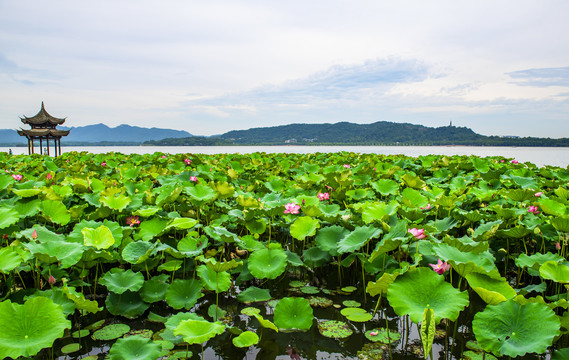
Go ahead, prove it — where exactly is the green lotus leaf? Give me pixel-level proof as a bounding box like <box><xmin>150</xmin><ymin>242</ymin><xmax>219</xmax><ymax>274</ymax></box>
<box><xmin>177</xmin><ymin>234</ymin><xmax>208</xmax><ymax>256</ymax></box>
<box><xmin>236</xmin><ymin>286</ymin><xmax>272</xmax><ymax>303</ymax></box>
<box><xmin>465</xmin><ymin>271</ymin><xmax>517</xmax><ymax>305</ymax></box>
<box><xmin>273</xmin><ymin>297</ymin><xmax>314</xmax><ymax>332</ymax></box>
<box><xmin>551</xmin><ymin>216</ymin><xmax>569</xmax><ymax>233</ymax></box>
<box><xmin>14</xmin><ymin>198</ymin><xmax>41</xmax><ymax>218</ymax></box>
<box><xmin>246</xmin><ymin>218</ymin><xmax>266</xmax><ymax>235</ymax></box>
<box><xmin>82</xmin><ymin>225</ymin><xmax>115</xmax><ymax>250</ymax></box>
<box><xmin>421</xmin><ymin>307</ymin><xmax>435</xmax><ymax>359</ymax></box>
<box><xmin>364</xmin><ymin>328</ymin><xmax>401</xmax><ymax>344</ymax></box>
<box><xmin>315</xmin><ymin>226</ymin><xmax>349</xmax><ymax>255</ymax></box>
<box><xmin>337</xmin><ymin>226</ymin><xmax>382</xmax><ymax>254</ymax></box>
<box><xmin>100</xmin><ymin>193</ymin><xmax>131</xmax><ymax>211</ymax></box>
<box><xmin>472</xmin><ymin>220</ymin><xmax>502</xmax><ymax>241</ymax></box>
<box><xmin>165</xmin><ymin>279</ymin><xmax>204</xmax><ymax>310</ymax></box>
<box><xmin>140</xmin><ymin>274</ymin><xmax>169</xmax><ymax>303</ymax></box>
<box><xmin>302</xmin><ymin>246</ymin><xmax>331</xmax><ymax>267</ymax></box>
<box><xmin>136</xmin><ymin>217</ymin><xmax>169</xmax><ymax>241</ymax></box>
<box><xmin>40</xmin><ymin>199</ymin><xmax>70</xmax><ymax>225</ymax></box>
<box><xmin>133</xmin><ymin>206</ymin><xmax>161</xmax><ymax>217</ymax></box>
<box><xmin>27</xmin><ymin>288</ymin><xmax>76</xmax><ymax>316</ymax></box>
<box><xmin>432</xmin><ymin>242</ymin><xmax>497</xmax><ymax>276</ymax></box>
<box><xmin>109</xmin><ymin>335</ymin><xmax>162</xmax><ymax>360</ymax></box>
<box><xmin>161</xmin><ymin>312</ymin><xmax>205</xmax><ymax>344</ymax></box>
<box><xmin>0</xmin><ymin>207</ymin><xmax>19</xmax><ymax>229</ymax></box>
<box><xmin>61</xmin><ymin>343</ymin><xmax>81</xmax><ymax>354</ymax></box>
<box><xmin>197</xmin><ymin>265</ymin><xmax>231</xmax><ymax>293</ymax></box>
<box><xmin>341</xmin><ymin>286</ymin><xmax>357</xmax><ymax>293</ymax></box>
<box><xmin>72</xmin><ymin>329</ymin><xmax>90</xmax><ymax>338</ymax></box>
<box><xmin>387</xmin><ymin>267</ymin><xmax>469</xmax><ymax>324</ymax></box>
<box><xmin>184</xmin><ymin>184</ymin><xmax>217</xmax><ymax>203</ymax></box>
<box><xmin>472</xmin><ymin>300</ymin><xmax>560</xmax><ymax>357</ymax></box>
<box><xmin>232</xmin><ymin>331</ymin><xmax>259</xmax><ymax>348</ymax></box>
<box><xmin>340</xmin><ymin>307</ymin><xmax>373</xmax><ymax>322</ymax></box>
<box><xmin>105</xmin><ymin>291</ymin><xmax>149</xmax><ymax>319</ymax></box>
<box><xmin>24</xmin><ymin>237</ymin><xmax>84</xmax><ymax>268</ymax></box>
<box><xmin>200</xmin><ymin>257</ymin><xmax>240</xmax><ymax>272</ymax></box>
<box><xmin>318</xmin><ymin>320</ymin><xmax>353</xmax><ymax>339</ymax></box>
<box><xmin>241</xmin><ymin>307</ymin><xmax>261</xmax><ymax>316</ymax></box>
<box><xmin>289</xmin><ymin>280</ymin><xmax>307</xmax><ymax>288</ymax></box>
<box><xmin>212</xmin><ymin>181</ymin><xmax>235</xmax><ymax>199</ymax></box>
<box><xmin>99</xmin><ymin>268</ymin><xmax>145</xmax><ymax>294</ymax></box>
<box><xmin>0</xmin><ymin>297</ymin><xmax>71</xmax><ymax>359</ymax></box>
<box><xmin>402</xmin><ymin>187</ymin><xmax>428</xmax><ymax>208</ymax></box>
<box><xmin>552</xmin><ymin>348</ymin><xmax>569</xmax><ymax>360</ymax></box>
<box><xmin>204</xmin><ymin>226</ymin><xmax>239</xmax><ymax>243</ymax></box>
<box><xmin>318</xmin><ymin>203</ymin><xmax>341</xmax><ymax>221</ymax></box>
<box><xmin>158</xmin><ymin>260</ymin><xmax>183</xmax><ymax>272</ymax></box>
<box><xmin>122</xmin><ymin>241</ymin><xmax>154</xmax><ymax>264</ymax></box>
<box><xmin>539</xmin><ymin>198</ymin><xmax>566</xmax><ymax>216</ymax></box>
<box><xmin>248</xmin><ymin>247</ymin><xmax>288</xmax><ymax>280</ymax></box>
<box><xmin>174</xmin><ymin>319</ymin><xmax>225</xmax><ymax>344</ymax></box>
<box><xmin>290</xmin><ymin>216</ymin><xmax>320</xmax><ymax>241</ymax></box>
<box><xmin>164</xmin><ymin>217</ymin><xmax>199</xmax><ymax>231</ymax></box>
<box><xmin>370</xmin><ymin>220</ymin><xmax>407</xmax><ymax>260</ymax></box>
<box><xmin>207</xmin><ymin>304</ymin><xmax>227</xmax><ymax>321</ymax></box>
<box><xmin>371</xmin><ymin>179</ymin><xmax>399</xmax><ymax>196</ymax></box>
<box><xmin>343</xmin><ymin>300</ymin><xmax>361</xmax><ymax>307</ymax></box>
<box><xmin>308</xmin><ymin>296</ymin><xmax>333</xmax><ymax>308</ymax></box>
<box><xmin>92</xmin><ymin>323</ymin><xmax>131</xmax><ymax>341</ymax></box>
<box><xmin>300</xmin><ymin>286</ymin><xmax>320</xmax><ymax>294</ymax></box>
<box><xmin>361</xmin><ymin>201</ymin><xmax>398</xmax><ymax>224</ymax></box>
<box><xmin>540</xmin><ymin>261</ymin><xmax>569</xmax><ymax>283</ymax></box>
<box><xmin>0</xmin><ymin>246</ymin><xmax>25</xmax><ymax>273</ymax></box>
<box><xmin>62</xmin><ymin>285</ymin><xmax>102</xmax><ymax>314</ymax></box>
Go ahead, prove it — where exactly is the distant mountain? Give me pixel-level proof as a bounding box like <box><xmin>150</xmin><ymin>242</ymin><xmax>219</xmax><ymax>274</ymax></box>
<box><xmin>218</xmin><ymin>121</ymin><xmax>482</xmax><ymax>145</ymax></box>
<box><xmin>0</xmin><ymin>124</ymin><xmax>192</xmax><ymax>145</ymax></box>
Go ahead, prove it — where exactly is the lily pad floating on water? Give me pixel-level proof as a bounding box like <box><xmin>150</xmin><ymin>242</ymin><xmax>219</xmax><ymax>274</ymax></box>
<box><xmin>72</xmin><ymin>329</ymin><xmax>90</xmax><ymax>338</ymax></box>
<box><xmin>109</xmin><ymin>335</ymin><xmax>162</xmax><ymax>360</ymax></box>
<box><xmin>174</xmin><ymin>319</ymin><xmax>225</xmax><ymax>345</ymax></box>
<box><xmin>140</xmin><ymin>274</ymin><xmax>170</xmax><ymax>303</ymax></box>
<box><xmin>0</xmin><ymin>297</ymin><xmax>71</xmax><ymax>359</ymax></box>
<box><xmin>236</xmin><ymin>286</ymin><xmax>272</xmax><ymax>303</ymax></box>
<box><xmin>289</xmin><ymin>280</ymin><xmax>307</xmax><ymax>288</ymax></box>
<box><xmin>60</xmin><ymin>343</ymin><xmax>81</xmax><ymax>354</ymax></box>
<box><xmin>308</xmin><ymin>296</ymin><xmax>333</xmax><ymax>308</ymax></box>
<box><xmin>165</xmin><ymin>278</ymin><xmax>204</xmax><ymax>310</ymax></box>
<box><xmin>248</xmin><ymin>246</ymin><xmax>288</xmax><ymax>280</ymax></box>
<box><xmin>472</xmin><ymin>299</ymin><xmax>560</xmax><ymax>357</ymax></box>
<box><xmin>92</xmin><ymin>323</ymin><xmax>131</xmax><ymax>341</ymax></box>
<box><xmin>357</xmin><ymin>342</ymin><xmax>384</xmax><ymax>360</ymax></box>
<box><xmin>340</xmin><ymin>307</ymin><xmax>373</xmax><ymax>322</ymax></box>
<box><xmin>105</xmin><ymin>291</ymin><xmax>149</xmax><ymax>319</ymax></box>
<box><xmin>343</xmin><ymin>300</ymin><xmax>361</xmax><ymax>307</ymax></box>
<box><xmin>300</xmin><ymin>286</ymin><xmax>320</xmax><ymax>294</ymax></box>
<box><xmin>364</xmin><ymin>328</ymin><xmax>402</xmax><ymax>344</ymax></box>
<box><xmin>318</xmin><ymin>320</ymin><xmax>353</xmax><ymax>339</ymax></box>
<box><xmin>273</xmin><ymin>297</ymin><xmax>314</xmax><ymax>332</ymax></box>
<box><xmin>232</xmin><ymin>331</ymin><xmax>260</xmax><ymax>348</ymax></box>
<box><xmin>99</xmin><ymin>268</ymin><xmax>145</xmax><ymax>294</ymax></box>
<box><xmin>341</xmin><ymin>286</ymin><xmax>357</xmax><ymax>293</ymax></box>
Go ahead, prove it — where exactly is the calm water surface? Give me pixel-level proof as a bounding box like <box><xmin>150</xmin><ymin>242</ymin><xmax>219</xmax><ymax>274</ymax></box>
<box><xmin>2</xmin><ymin>145</ymin><xmax>568</xmax><ymax>168</ymax></box>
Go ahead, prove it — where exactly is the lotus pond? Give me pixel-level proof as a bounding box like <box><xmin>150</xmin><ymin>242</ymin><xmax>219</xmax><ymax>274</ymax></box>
<box><xmin>2</xmin><ymin>151</ymin><xmax>569</xmax><ymax>359</ymax></box>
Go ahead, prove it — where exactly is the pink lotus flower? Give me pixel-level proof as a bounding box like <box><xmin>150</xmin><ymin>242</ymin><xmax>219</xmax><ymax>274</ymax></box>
<box><xmin>284</xmin><ymin>203</ymin><xmax>301</xmax><ymax>214</ymax></box>
<box><xmin>184</xmin><ymin>158</ymin><xmax>191</xmax><ymax>165</ymax></box>
<box><xmin>31</xmin><ymin>229</ymin><xmax>38</xmax><ymax>239</ymax></box>
<box><xmin>557</xmin><ymin>242</ymin><xmax>562</xmax><ymax>250</ymax></box>
<box><xmin>535</xmin><ymin>192</ymin><xmax>543</xmax><ymax>197</ymax></box>
<box><xmin>343</xmin><ymin>164</ymin><xmax>351</xmax><ymax>169</ymax></box>
<box><xmin>317</xmin><ymin>192</ymin><xmax>330</xmax><ymax>201</ymax></box>
<box><xmin>101</xmin><ymin>161</ymin><xmax>107</xmax><ymax>167</ymax></box>
<box><xmin>528</xmin><ymin>205</ymin><xmax>540</xmax><ymax>214</ymax></box>
<box><xmin>12</xmin><ymin>174</ymin><xmax>22</xmax><ymax>181</ymax></box>
<box><xmin>420</xmin><ymin>204</ymin><xmax>432</xmax><ymax>210</ymax></box>
<box><xmin>189</xmin><ymin>176</ymin><xmax>198</xmax><ymax>182</ymax></box>
<box><xmin>510</xmin><ymin>160</ymin><xmax>518</xmax><ymax>164</ymax></box>
<box><xmin>48</xmin><ymin>275</ymin><xmax>56</xmax><ymax>285</ymax></box>
<box><xmin>46</xmin><ymin>173</ymin><xmax>52</xmax><ymax>180</ymax></box>
<box><xmin>126</xmin><ymin>216</ymin><xmax>140</xmax><ymax>227</ymax></box>
<box><xmin>161</xmin><ymin>155</ymin><xmax>167</xmax><ymax>159</ymax></box>
<box><xmin>408</xmin><ymin>228</ymin><xmax>426</xmax><ymax>240</ymax></box>
<box><xmin>430</xmin><ymin>259</ymin><xmax>451</xmax><ymax>275</ymax></box>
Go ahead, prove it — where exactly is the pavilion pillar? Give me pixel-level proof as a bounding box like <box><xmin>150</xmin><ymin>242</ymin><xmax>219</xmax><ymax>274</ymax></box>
<box><xmin>40</xmin><ymin>137</ymin><xmax>43</xmax><ymax>155</ymax></box>
<box><xmin>47</xmin><ymin>136</ymin><xmax>50</xmax><ymax>156</ymax></box>
<box><xmin>27</xmin><ymin>138</ymin><xmax>31</xmax><ymax>155</ymax></box>
<box><xmin>31</xmin><ymin>138</ymin><xmax>34</xmax><ymax>154</ymax></box>
<box><xmin>58</xmin><ymin>138</ymin><xmax>62</xmax><ymax>156</ymax></box>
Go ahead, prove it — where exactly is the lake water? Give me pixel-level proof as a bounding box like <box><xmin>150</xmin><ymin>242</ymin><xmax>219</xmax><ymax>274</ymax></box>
<box><xmin>1</xmin><ymin>145</ymin><xmax>568</xmax><ymax>168</ymax></box>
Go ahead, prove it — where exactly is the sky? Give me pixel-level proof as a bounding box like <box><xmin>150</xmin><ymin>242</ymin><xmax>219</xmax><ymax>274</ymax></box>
<box><xmin>1</xmin><ymin>1</ymin><xmax>569</xmax><ymax>138</ymax></box>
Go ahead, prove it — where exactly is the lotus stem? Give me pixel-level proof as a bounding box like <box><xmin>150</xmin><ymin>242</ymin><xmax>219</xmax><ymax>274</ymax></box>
<box><xmin>360</xmin><ymin>257</ymin><xmax>367</xmax><ymax>304</ymax></box>
<box><xmin>372</xmin><ymin>294</ymin><xmax>382</xmax><ymax>317</ymax></box>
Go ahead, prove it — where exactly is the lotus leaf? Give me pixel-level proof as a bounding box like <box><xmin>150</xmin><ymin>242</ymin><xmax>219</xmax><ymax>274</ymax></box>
<box><xmin>308</xmin><ymin>296</ymin><xmax>333</xmax><ymax>308</ymax></box>
<box><xmin>364</xmin><ymin>328</ymin><xmax>401</xmax><ymax>343</ymax></box>
<box><xmin>402</xmin><ymin>187</ymin><xmax>428</xmax><ymax>208</ymax></box>
<box><xmin>341</xmin><ymin>286</ymin><xmax>357</xmax><ymax>293</ymax></box>
<box><xmin>137</xmin><ymin>217</ymin><xmax>169</xmax><ymax>241</ymax></box>
<box><xmin>318</xmin><ymin>320</ymin><xmax>353</xmax><ymax>339</ymax></box>
<box><xmin>140</xmin><ymin>274</ymin><xmax>169</xmax><ymax>303</ymax></box>
<box><xmin>164</xmin><ymin>217</ymin><xmax>199</xmax><ymax>230</ymax></box>
<box><xmin>201</xmin><ymin>257</ymin><xmax>240</xmax><ymax>272</ymax></box>
<box><xmin>109</xmin><ymin>335</ymin><xmax>161</xmax><ymax>360</ymax></box>
<box><xmin>387</xmin><ymin>267</ymin><xmax>469</xmax><ymax>324</ymax></box>
<box><xmin>337</xmin><ymin>226</ymin><xmax>382</xmax><ymax>254</ymax></box>
<box><xmin>60</xmin><ymin>343</ymin><xmax>81</xmax><ymax>354</ymax></box>
<box><xmin>177</xmin><ymin>234</ymin><xmax>208</xmax><ymax>256</ymax></box>
<box><xmin>158</xmin><ymin>260</ymin><xmax>183</xmax><ymax>272</ymax></box>
<box><xmin>273</xmin><ymin>297</ymin><xmax>314</xmax><ymax>331</ymax></box>
<box><xmin>62</xmin><ymin>285</ymin><xmax>102</xmax><ymax>313</ymax></box>
<box><xmin>472</xmin><ymin>300</ymin><xmax>560</xmax><ymax>357</ymax></box>
<box><xmin>165</xmin><ymin>278</ymin><xmax>203</xmax><ymax>310</ymax></box>
<box><xmin>340</xmin><ymin>307</ymin><xmax>373</xmax><ymax>322</ymax></box>
<box><xmin>248</xmin><ymin>247</ymin><xmax>288</xmax><ymax>280</ymax></box>
<box><xmin>302</xmin><ymin>246</ymin><xmax>331</xmax><ymax>267</ymax></box>
<box><xmin>465</xmin><ymin>270</ymin><xmax>516</xmax><ymax>305</ymax></box>
<box><xmin>343</xmin><ymin>300</ymin><xmax>361</xmax><ymax>307</ymax></box>
<box><xmin>161</xmin><ymin>312</ymin><xmax>205</xmax><ymax>343</ymax></box>
<box><xmin>290</xmin><ymin>216</ymin><xmax>320</xmax><ymax>241</ymax></box>
<box><xmin>174</xmin><ymin>319</ymin><xmax>225</xmax><ymax>344</ymax></box>
<box><xmin>361</xmin><ymin>201</ymin><xmax>399</xmax><ymax>224</ymax></box>
<box><xmin>232</xmin><ymin>331</ymin><xmax>260</xmax><ymax>348</ymax></box>
<box><xmin>539</xmin><ymin>198</ymin><xmax>566</xmax><ymax>216</ymax></box>
<box><xmin>289</xmin><ymin>280</ymin><xmax>307</xmax><ymax>288</ymax></box>
<box><xmin>371</xmin><ymin>179</ymin><xmax>399</xmax><ymax>196</ymax></box>
<box><xmin>99</xmin><ymin>268</ymin><xmax>145</xmax><ymax>294</ymax></box>
<box><xmin>82</xmin><ymin>225</ymin><xmax>115</xmax><ymax>250</ymax></box>
<box><xmin>207</xmin><ymin>304</ymin><xmax>227</xmax><ymax>320</ymax></box>
<box><xmin>100</xmin><ymin>194</ymin><xmax>131</xmax><ymax>211</ymax></box>
<box><xmin>122</xmin><ymin>241</ymin><xmax>155</xmax><ymax>264</ymax></box>
<box><xmin>552</xmin><ymin>348</ymin><xmax>569</xmax><ymax>360</ymax></box>
<box><xmin>27</xmin><ymin>288</ymin><xmax>76</xmax><ymax>316</ymax></box>
<box><xmin>246</xmin><ymin>218</ymin><xmax>266</xmax><ymax>234</ymax></box>
<box><xmin>40</xmin><ymin>199</ymin><xmax>71</xmax><ymax>225</ymax></box>
<box><xmin>315</xmin><ymin>226</ymin><xmax>349</xmax><ymax>255</ymax></box>
<box><xmin>0</xmin><ymin>246</ymin><xmax>25</xmax><ymax>273</ymax></box>
<box><xmin>0</xmin><ymin>297</ymin><xmax>71</xmax><ymax>359</ymax></box>
<box><xmin>72</xmin><ymin>329</ymin><xmax>90</xmax><ymax>338</ymax></box>
<box><xmin>105</xmin><ymin>291</ymin><xmax>149</xmax><ymax>318</ymax></box>
<box><xmin>197</xmin><ymin>265</ymin><xmax>232</xmax><ymax>293</ymax></box>
<box><xmin>0</xmin><ymin>207</ymin><xmax>19</xmax><ymax>229</ymax></box>
<box><xmin>300</xmin><ymin>286</ymin><xmax>319</xmax><ymax>295</ymax></box>
<box><xmin>432</xmin><ymin>242</ymin><xmax>497</xmax><ymax>276</ymax></box>
<box><xmin>92</xmin><ymin>323</ymin><xmax>131</xmax><ymax>341</ymax></box>
<box><xmin>185</xmin><ymin>184</ymin><xmax>217</xmax><ymax>202</ymax></box>
<box><xmin>236</xmin><ymin>286</ymin><xmax>272</xmax><ymax>303</ymax></box>
<box><xmin>540</xmin><ymin>261</ymin><xmax>569</xmax><ymax>283</ymax></box>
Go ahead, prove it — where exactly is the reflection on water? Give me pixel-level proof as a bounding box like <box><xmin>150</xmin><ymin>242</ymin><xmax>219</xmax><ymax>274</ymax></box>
<box><xmin>2</xmin><ymin>145</ymin><xmax>568</xmax><ymax>168</ymax></box>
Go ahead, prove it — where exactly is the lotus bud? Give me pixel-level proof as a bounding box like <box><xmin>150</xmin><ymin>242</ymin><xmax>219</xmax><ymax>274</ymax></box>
<box><xmin>31</xmin><ymin>229</ymin><xmax>38</xmax><ymax>239</ymax></box>
<box><xmin>48</xmin><ymin>275</ymin><xmax>56</xmax><ymax>285</ymax></box>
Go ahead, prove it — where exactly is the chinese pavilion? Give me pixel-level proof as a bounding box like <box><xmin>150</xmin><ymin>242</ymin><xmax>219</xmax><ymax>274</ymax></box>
<box><xmin>17</xmin><ymin>102</ymin><xmax>70</xmax><ymax>156</ymax></box>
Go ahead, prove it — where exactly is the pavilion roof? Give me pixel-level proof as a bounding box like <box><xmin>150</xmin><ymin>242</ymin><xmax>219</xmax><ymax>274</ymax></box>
<box><xmin>17</xmin><ymin>128</ymin><xmax>70</xmax><ymax>137</ymax></box>
<box><xmin>20</xmin><ymin>102</ymin><xmax>66</xmax><ymax>126</ymax></box>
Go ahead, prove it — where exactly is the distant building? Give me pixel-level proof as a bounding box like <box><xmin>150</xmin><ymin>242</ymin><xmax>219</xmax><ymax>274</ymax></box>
<box><xmin>500</xmin><ymin>135</ymin><xmax>521</xmax><ymax>139</ymax></box>
<box><xmin>285</xmin><ymin>138</ymin><xmax>297</xmax><ymax>143</ymax></box>
<box><xmin>17</xmin><ymin>102</ymin><xmax>70</xmax><ymax>156</ymax></box>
